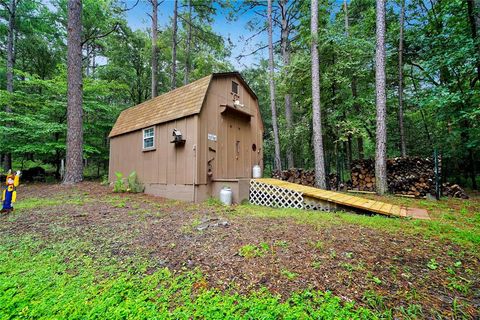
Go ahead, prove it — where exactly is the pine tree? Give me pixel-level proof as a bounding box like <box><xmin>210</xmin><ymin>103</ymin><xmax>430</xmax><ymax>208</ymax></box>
<box><xmin>267</xmin><ymin>0</ymin><xmax>282</xmax><ymax>172</ymax></box>
<box><xmin>279</xmin><ymin>0</ymin><xmax>295</xmax><ymax>168</ymax></box>
<box><xmin>344</xmin><ymin>0</ymin><xmax>364</xmax><ymax>159</ymax></box>
<box><xmin>375</xmin><ymin>0</ymin><xmax>387</xmax><ymax>194</ymax></box>
<box><xmin>184</xmin><ymin>0</ymin><xmax>192</xmax><ymax>85</ymax></box>
<box><xmin>398</xmin><ymin>0</ymin><xmax>407</xmax><ymax>157</ymax></box>
<box><xmin>64</xmin><ymin>0</ymin><xmax>84</xmax><ymax>184</ymax></box>
<box><xmin>3</xmin><ymin>0</ymin><xmax>17</xmax><ymax>171</ymax></box>
<box><xmin>311</xmin><ymin>0</ymin><xmax>326</xmax><ymax>189</ymax></box>
<box><xmin>150</xmin><ymin>0</ymin><xmax>159</xmax><ymax>98</ymax></box>
<box><xmin>171</xmin><ymin>0</ymin><xmax>178</xmax><ymax>89</ymax></box>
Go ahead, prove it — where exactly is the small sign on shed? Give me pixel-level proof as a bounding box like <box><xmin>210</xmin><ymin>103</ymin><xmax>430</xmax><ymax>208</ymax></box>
<box><xmin>208</xmin><ymin>133</ymin><xmax>217</xmax><ymax>142</ymax></box>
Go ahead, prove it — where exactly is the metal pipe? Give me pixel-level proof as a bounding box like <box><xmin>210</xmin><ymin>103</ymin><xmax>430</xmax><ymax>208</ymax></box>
<box><xmin>192</xmin><ymin>144</ymin><xmax>197</xmax><ymax>202</ymax></box>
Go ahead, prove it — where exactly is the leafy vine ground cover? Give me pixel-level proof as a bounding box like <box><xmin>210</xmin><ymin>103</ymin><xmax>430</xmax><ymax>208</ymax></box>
<box><xmin>0</xmin><ymin>182</ymin><xmax>478</xmax><ymax>319</ymax></box>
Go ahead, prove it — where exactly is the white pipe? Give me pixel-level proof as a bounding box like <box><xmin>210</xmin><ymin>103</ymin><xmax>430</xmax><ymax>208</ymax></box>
<box><xmin>60</xmin><ymin>159</ymin><xmax>65</xmax><ymax>179</ymax></box>
<box><xmin>192</xmin><ymin>144</ymin><xmax>197</xmax><ymax>202</ymax></box>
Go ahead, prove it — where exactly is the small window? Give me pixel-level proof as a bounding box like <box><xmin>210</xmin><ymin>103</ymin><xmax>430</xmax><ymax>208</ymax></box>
<box><xmin>232</xmin><ymin>81</ymin><xmax>239</xmax><ymax>94</ymax></box>
<box><xmin>143</xmin><ymin>127</ymin><xmax>155</xmax><ymax>150</ymax></box>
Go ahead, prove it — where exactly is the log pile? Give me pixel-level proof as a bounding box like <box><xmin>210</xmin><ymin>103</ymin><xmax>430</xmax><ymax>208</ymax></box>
<box><xmin>351</xmin><ymin>158</ymin><xmax>436</xmax><ymax>196</ymax></box>
<box><xmin>350</xmin><ymin>160</ymin><xmax>376</xmax><ymax>191</ymax></box>
<box><xmin>272</xmin><ymin>157</ymin><xmax>469</xmax><ymax>199</ymax></box>
<box><xmin>442</xmin><ymin>183</ymin><xmax>469</xmax><ymax>199</ymax></box>
<box><xmin>271</xmin><ymin>169</ymin><xmax>344</xmax><ymax>190</ymax></box>
<box><xmin>350</xmin><ymin>157</ymin><xmax>468</xmax><ymax>198</ymax></box>
<box><xmin>272</xmin><ymin>168</ymin><xmax>315</xmax><ymax>186</ymax></box>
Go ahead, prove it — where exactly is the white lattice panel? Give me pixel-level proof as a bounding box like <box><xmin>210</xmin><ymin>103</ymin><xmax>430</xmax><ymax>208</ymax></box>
<box><xmin>303</xmin><ymin>196</ymin><xmax>336</xmax><ymax>211</ymax></box>
<box><xmin>249</xmin><ymin>180</ymin><xmax>304</xmax><ymax>209</ymax></box>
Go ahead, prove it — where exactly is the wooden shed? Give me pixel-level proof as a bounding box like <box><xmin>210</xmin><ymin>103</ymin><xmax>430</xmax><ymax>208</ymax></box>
<box><xmin>108</xmin><ymin>72</ymin><xmax>264</xmax><ymax>203</ymax></box>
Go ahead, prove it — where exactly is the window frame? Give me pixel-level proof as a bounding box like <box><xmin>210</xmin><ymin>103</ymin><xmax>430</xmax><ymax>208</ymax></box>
<box><xmin>142</xmin><ymin>126</ymin><xmax>155</xmax><ymax>151</ymax></box>
<box><xmin>231</xmin><ymin>81</ymin><xmax>239</xmax><ymax>95</ymax></box>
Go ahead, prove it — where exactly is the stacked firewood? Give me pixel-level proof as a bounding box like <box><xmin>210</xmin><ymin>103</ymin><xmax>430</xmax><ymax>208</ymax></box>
<box><xmin>272</xmin><ymin>157</ymin><xmax>468</xmax><ymax>199</ymax></box>
<box><xmin>350</xmin><ymin>157</ymin><xmax>468</xmax><ymax>198</ymax></box>
<box><xmin>327</xmin><ymin>173</ymin><xmax>342</xmax><ymax>191</ymax></box>
<box><xmin>350</xmin><ymin>160</ymin><xmax>376</xmax><ymax>191</ymax></box>
<box><xmin>442</xmin><ymin>183</ymin><xmax>469</xmax><ymax>199</ymax></box>
<box><xmin>271</xmin><ymin>169</ymin><xmax>343</xmax><ymax>190</ymax></box>
<box><xmin>351</xmin><ymin>158</ymin><xmax>436</xmax><ymax>196</ymax></box>
<box><xmin>272</xmin><ymin>168</ymin><xmax>315</xmax><ymax>185</ymax></box>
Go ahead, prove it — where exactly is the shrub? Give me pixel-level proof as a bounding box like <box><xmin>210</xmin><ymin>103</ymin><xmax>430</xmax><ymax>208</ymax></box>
<box><xmin>239</xmin><ymin>244</ymin><xmax>260</xmax><ymax>258</ymax></box>
<box><xmin>127</xmin><ymin>171</ymin><xmax>144</xmax><ymax>193</ymax></box>
<box><xmin>101</xmin><ymin>175</ymin><xmax>109</xmax><ymax>186</ymax></box>
<box><xmin>113</xmin><ymin>172</ymin><xmax>126</xmax><ymax>193</ymax></box>
<box><xmin>239</xmin><ymin>243</ymin><xmax>271</xmax><ymax>258</ymax></box>
<box><xmin>281</xmin><ymin>268</ymin><xmax>298</xmax><ymax>280</ymax></box>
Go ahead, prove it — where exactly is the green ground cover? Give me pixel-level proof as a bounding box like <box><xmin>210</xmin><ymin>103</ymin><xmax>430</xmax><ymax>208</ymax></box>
<box><xmin>0</xmin><ymin>183</ymin><xmax>478</xmax><ymax>319</ymax></box>
<box><xmin>0</xmin><ymin>235</ymin><xmax>376</xmax><ymax>319</ymax></box>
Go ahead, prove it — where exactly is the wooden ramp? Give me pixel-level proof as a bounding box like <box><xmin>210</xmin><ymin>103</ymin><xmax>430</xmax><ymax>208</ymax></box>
<box><xmin>251</xmin><ymin>178</ymin><xmax>429</xmax><ymax>220</ymax></box>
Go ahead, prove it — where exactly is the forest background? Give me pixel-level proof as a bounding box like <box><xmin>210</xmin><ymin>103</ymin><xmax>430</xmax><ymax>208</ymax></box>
<box><xmin>0</xmin><ymin>0</ymin><xmax>478</xmax><ymax>190</ymax></box>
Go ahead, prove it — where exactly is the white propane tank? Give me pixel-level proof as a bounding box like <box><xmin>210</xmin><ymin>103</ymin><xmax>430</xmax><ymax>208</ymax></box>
<box><xmin>252</xmin><ymin>165</ymin><xmax>262</xmax><ymax>178</ymax></box>
<box><xmin>219</xmin><ymin>187</ymin><xmax>233</xmax><ymax>205</ymax></box>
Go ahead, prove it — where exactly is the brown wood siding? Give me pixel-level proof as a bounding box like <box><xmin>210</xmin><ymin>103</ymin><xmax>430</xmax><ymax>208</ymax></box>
<box><xmin>197</xmin><ymin>75</ymin><xmax>263</xmax><ymax>184</ymax></box>
<box><xmin>109</xmin><ymin>115</ymin><xmax>197</xmax><ymax>186</ymax></box>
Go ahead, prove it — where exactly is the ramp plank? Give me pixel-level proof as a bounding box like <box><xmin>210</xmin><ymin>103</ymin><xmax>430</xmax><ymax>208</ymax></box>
<box><xmin>361</xmin><ymin>200</ymin><xmax>377</xmax><ymax>209</ymax></box>
<box><xmin>254</xmin><ymin>179</ymin><xmax>429</xmax><ymax>220</ymax></box>
<box><xmin>390</xmin><ymin>206</ymin><xmax>401</xmax><ymax>216</ymax></box>
<box><xmin>380</xmin><ymin>203</ymin><xmax>393</xmax><ymax>215</ymax></box>
<box><xmin>370</xmin><ymin>202</ymin><xmax>385</xmax><ymax>213</ymax></box>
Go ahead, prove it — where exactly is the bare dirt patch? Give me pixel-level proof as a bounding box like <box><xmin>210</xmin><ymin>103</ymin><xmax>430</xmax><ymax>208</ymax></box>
<box><xmin>1</xmin><ymin>182</ymin><xmax>478</xmax><ymax>318</ymax></box>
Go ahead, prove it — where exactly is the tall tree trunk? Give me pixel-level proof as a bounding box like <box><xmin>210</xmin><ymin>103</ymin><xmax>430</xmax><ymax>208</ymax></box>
<box><xmin>344</xmin><ymin>0</ymin><xmax>364</xmax><ymax>160</ymax></box>
<box><xmin>351</xmin><ymin>77</ymin><xmax>364</xmax><ymax>159</ymax></box>
<box><xmin>467</xmin><ymin>0</ymin><xmax>480</xmax><ymax>85</ymax></box>
<box><xmin>64</xmin><ymin>0</ymin><xmax>84</xmax><ymax>184</ymax></box>
<box><xmin>311</xmin><ymin>0</ymin><xmax>326</xmax><ymax>189</ymax></box>
<box><xmin>85</xmin><ymin>44</ymin><xmax>90</xmax><ymax>77</ymax></box>
<box><xmin>91</xmin><ymin>47</ymin><xmax>96</xmax><ymax>76</ymax></box>
<box><xmin>171</xmin><ymin>0</ymin><xmax>178</xmax><ymax>90</ymax></box>
<box><xmin>375</xmin><ymin>0</ymin><xmax>388</xmax><ymax>194</ymax></box>
<box><xmin>280</xmin><ymin>0</ymin><xmax>294</xmax><ymax>168</ymax></box>
<box><xmin>343</xmin><ymin>0</ymin><xmax>349</xmax><ymax>34</ymax></box>
<box><xmin>410</xmin><ymin>66</ymin><xmax>433</xmax><ymax>146</ymax></box>
<box><xmin>3</xmin><ymin>0</ymin><xmax>16</xmax><ymax>171</ymax></box>
<box><xmin>466</xmin><ymin>0</ymin><xmax>479</xmax><ymax>189</ymax></box>
<box><xmin>267</xmin><ymin>0</ymin><xmax>282</xmax><ymax>172</ymax></box>
<box><xmin>347</xmin><ymin>136</ymin><xmax>352</xmax><ymax>169</ymax></box>
<box><xmin>398</xmin><ymin>0</ymin><xmax>407</xmax><ymax>157</ymax></box>
<box><xmin>184</xmin><ymin>0</ymin><xmax>192</xmax><ymax>85</ymax></box>
<box><xmin>151</xmin><ymin>0</ymin><xmax>158</xmax><ymax>98</ymax></box>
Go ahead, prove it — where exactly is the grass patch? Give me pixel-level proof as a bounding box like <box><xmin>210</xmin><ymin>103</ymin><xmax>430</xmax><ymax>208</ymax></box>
<box><xmin>15</xmin><ymin>197</ymin><xmax>66</xmax><ymax>210</ymax></box>
<box><xmin>274</xmin><ymin>240</ymin><xmax>289</xmax><ymax>248</ymax></box>
<box><xmin>427</xmin><ymin>258</ymin><xmax>439</xmax><ymax>270</ymax></box>
<box><xmin>180</xmin><ymin>217</ymin><xmax>203</xmax><ymax>234</ymax></box>
<box><xmin>0</xmin><ymin>235</ymin><xmax>381</xmax><ymax>319</ymax></box>
<box><xmin>103</xmin><ymin>195</ymin><xmax>129</xmax><ymax>208</ymax></box>
<box><xmin>280</xmin><ymin>268</ymin><xmax>298</xmax><ymax>280</ymax></box>
<box><xmin>310</xmin><ymin>240</ymin><xmax>324</xmax><ymax>250</ymax></box>
<box><xmin>238</xmin><ymin>243</ymin><xmax>270</xmax><ymax>258</ymax></box>
<box><xmin>15</xmin><ymin>193</ymin><xmax>90</xmax><ymax>210</ymax></box>
<box><xmin>236</xmin><ymin>204</ymin><xmax>480</xmax><ymax>252</ymax></box>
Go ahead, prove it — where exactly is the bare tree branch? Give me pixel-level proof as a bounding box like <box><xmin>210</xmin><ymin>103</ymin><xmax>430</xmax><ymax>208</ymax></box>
<box><xmin>81</xmin><ymin>23</ymin><xmax>120</xmax><ymax>46</ymax></box>
<box><xmin>177</xmin><ymin>14</ymin><xmax>222</xmax><ymax>42</ymax></box>
<box><xmin>407</xmin><ymin>61</ymin><xmax>440</xmax><ymax>86</ymax></box>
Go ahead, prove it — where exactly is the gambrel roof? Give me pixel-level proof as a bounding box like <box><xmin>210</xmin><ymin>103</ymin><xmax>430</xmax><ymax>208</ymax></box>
<box><xmin>109</xmin><ymin>72</ymin><xmax>257</xmax><ymax>138</ymax></box>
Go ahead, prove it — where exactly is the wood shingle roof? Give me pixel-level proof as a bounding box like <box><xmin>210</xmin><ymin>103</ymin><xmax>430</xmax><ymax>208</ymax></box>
<box><xmin>109</xmin><ymin>74</ymin><xmax>212</xmax><ymax>137</ymax></box>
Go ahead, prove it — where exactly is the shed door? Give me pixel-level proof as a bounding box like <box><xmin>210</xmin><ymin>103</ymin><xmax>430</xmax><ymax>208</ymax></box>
<box><xmin>224</xmin><ymin>115</ymin><xmax>251</xmax><ymax>179</ymax></box>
